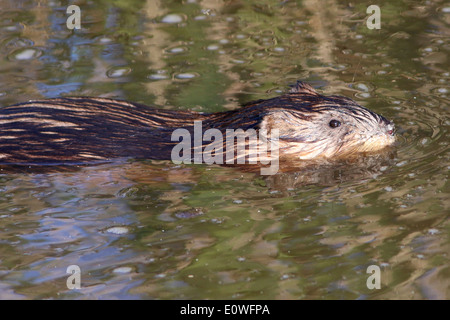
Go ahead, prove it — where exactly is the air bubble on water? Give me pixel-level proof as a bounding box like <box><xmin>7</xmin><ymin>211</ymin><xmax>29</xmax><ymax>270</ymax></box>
<box><xmin>175</xmin><ymin>72</ymin><xmax>197</xmax><ymax>79</ymax></box>
<box><xmin>167</xmin><ymin>47</ymin><xmax>186</xmax><ymax>54</ymax></box>
<box><xmin>356</xmin><ymin>83</ymin><xmax>369</xmax><ymax>92</ymax></box>
<box><xmin>4</xmin><ymin>25</ymin><xmax>20</xmax><ymax>32</ymax></box>
<box><xmin>161</xmin><ymin>14</ymin><xmax>183</xmax><ymax>24</ymax></box>
<box><xmin>207</xmin><ymin>44</ymin><xmax>219</xmax><ymax>51</ymax></box>
<box><xmin>106</xmin><ymin>226</ymin><xmax>129</xmax><ymax>234</ymax></box>
<box><xmin>10</xmin><ymin>48</ymin><xmax>41</xmax><ymax>61</ymax></box>
<box><xmin>396</xmin><ymin>160</ymin><xmax>408</xmax><ymax>167</ymax></box>
<box><xmin>107</xmin><ymin>67</ymin><xmax>131</xmax><ymax>78</ymax></box>
<box><xmin>428</xmin><ymin>228</ymin><xmax>439</xmax><ymax>235</ymax></box>
<box><xmin>155</xmin><ymin>273</ymin><xmax>166</xmax><ymax>278</ymax></box>
<box><xmin>99</xmin><ymin>37</ymin><xmax>113</xmax><ymax>44</ymax></box>
<box><xmin>113</xmin><ymin>267</ymin><xmax>133</xmax><ymax>274</ymax></box>
<box><xmin>149</xmin><ymin>70</ymin><xmax>169</xmax><ymax>80</ymax></box>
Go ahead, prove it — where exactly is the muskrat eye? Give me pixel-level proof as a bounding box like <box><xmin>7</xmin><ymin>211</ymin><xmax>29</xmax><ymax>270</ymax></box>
<box><xmin>329</xmin><ymin>119</ymin><xmax>341</xmax><ymax>128</ymax></box>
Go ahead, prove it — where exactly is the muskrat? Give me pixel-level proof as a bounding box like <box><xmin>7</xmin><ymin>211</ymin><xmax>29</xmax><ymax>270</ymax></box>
<box><xmin>0</xmin><ymin>81</ymin><xmax>395</xmax><ymax>167</ymax></box>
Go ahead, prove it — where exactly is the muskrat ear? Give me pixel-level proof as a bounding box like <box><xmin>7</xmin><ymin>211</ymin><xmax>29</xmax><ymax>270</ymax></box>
<box><xmin>289</xmin><ymin>81</ymin><xmax>319</xmax><ymax>96</ymax></box>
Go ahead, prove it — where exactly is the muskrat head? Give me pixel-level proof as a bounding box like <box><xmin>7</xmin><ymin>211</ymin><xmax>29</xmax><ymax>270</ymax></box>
<box><xmin>259</xmin><ymin>82</ymin><xmax>396</xmax><ymax>160</ymax></box>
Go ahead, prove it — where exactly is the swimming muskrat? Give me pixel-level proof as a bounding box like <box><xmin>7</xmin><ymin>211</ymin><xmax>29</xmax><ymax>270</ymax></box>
<box><xmin>0</xmin><ymin>81</ymin><xmax>395</xmax><ymax>166</ymax></box>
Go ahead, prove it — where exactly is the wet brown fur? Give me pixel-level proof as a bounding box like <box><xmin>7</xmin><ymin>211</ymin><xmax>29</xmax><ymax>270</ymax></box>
<box><xmin>0</xmin><ymin>81</ymin><xmax>395</xmax><ymax>165</ymax></box>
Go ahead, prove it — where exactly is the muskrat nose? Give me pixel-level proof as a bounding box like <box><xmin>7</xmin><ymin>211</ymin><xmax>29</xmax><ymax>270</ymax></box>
<box><xmin>385</xmin><ymin>123</ymin><xmax>395</xmax><ymax>136</ymax></box>
<box><xmin>378</xmin><ymin>117</ymin><xmax>395</xmax><ymax>136</ymax></box>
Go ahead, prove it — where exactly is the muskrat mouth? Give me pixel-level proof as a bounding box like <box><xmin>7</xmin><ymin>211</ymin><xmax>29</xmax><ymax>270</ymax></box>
<box><xmin>385</xmin><ymin>122</ymin><xmax>396</xmax><ymax>136</ymax></box>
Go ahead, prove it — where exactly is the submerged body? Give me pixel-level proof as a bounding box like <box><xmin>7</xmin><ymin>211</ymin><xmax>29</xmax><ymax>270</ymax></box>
<box><xmin>0</xmin><ymin>82</ymin><xmax>395</xmax><ymax>165</ymax></box>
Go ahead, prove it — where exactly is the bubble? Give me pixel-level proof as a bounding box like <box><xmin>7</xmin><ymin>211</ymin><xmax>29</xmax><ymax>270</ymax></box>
<box><xmin>106</xmin><ymin>226</ymin><xmax>129</xmax><ymax>234</ymax></box>
<box><xmin>396</xmin><ymin>160</ymin><xmax>408</xmax><ymax>167</ymax></box>
<box><xmin>175</xmin><ymin>72</ymin><xmax>197</xmax><ymax>79</ymax></box>
<box><xmin>206</xmin><ymin>44</ymin><xmax>219</xmax><ymax>51</ymax></box>
<box><xmin>155</xmin><ymin>273</ymin><xmax>166</xmax><ymax>278</ymax></box>
<box><xmin>4</xmin><ymin>25</ymin><xmax>20</xmax><ymax>32</ymax></box>
<box><xmin>356</xmin><ymin>83</ymin><xmax>369</xmax><ymax>92</ymax></box>
<box><xmin>428</xmin><ymin>228</ymin><xmax>439</xmax><ymax>235</ymax></box>
<box><xmin>166</xmin><ymin>47</ymin><xmax>186</xmax><ymax>54</ymax></box>
<box><xmin>357</xmin><ymin>92</ymin><xmax>371</xmax><ymax>98</ymax></box>
<box><xmin>9</xmin><ymin>48</ymin><xmax>41</xmax><ymax>61</ymax></box>
<box><xmin>113</xmin><ymin>267</ymin><xmax>133</xmax><ymax>274</ymax></box>
<box><xmin>149</xmin><ymin>73</ymin><xmax>169</xmax><ymax>80</ymax></box>
<box><xmin>106</xmin><ymin>66</ymin><xmax>131</xmax><ymax>78</ymax></box>
<box><xmin>98</xmin><ymin>37</ymin><xmax>113</xmax><ymax>44</ymax></box>
<box><xmin>161</xmin><ymin>14</ymin><xmax>183</xmax><ymax>24</ymax></box>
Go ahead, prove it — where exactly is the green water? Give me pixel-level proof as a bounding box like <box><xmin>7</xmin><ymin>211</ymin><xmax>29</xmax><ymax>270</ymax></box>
<box><xmin>0</xmin><ymin>0</ymin><xmax>448</xmax><ymax>299</ymax></box>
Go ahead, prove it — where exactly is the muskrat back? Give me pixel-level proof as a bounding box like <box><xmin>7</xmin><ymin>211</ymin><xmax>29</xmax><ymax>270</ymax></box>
<box><xmin>0</xmin><ymin>81</ymin><xmax>395</xmax><ymax>165</ymax></box>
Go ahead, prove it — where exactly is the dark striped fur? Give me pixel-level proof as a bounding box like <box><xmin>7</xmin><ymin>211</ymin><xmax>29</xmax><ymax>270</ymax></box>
<box><xmin>0</xmin><ymin>81</ymin><xmax>395</xmax><ymax>164</ymax></box>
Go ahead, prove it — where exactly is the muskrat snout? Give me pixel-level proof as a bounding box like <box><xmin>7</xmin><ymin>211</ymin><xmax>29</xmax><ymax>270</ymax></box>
<box><xmin>384</xmin><ymin>121</ymin><xmax>396</xmax><ymax>137</ymax></box>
